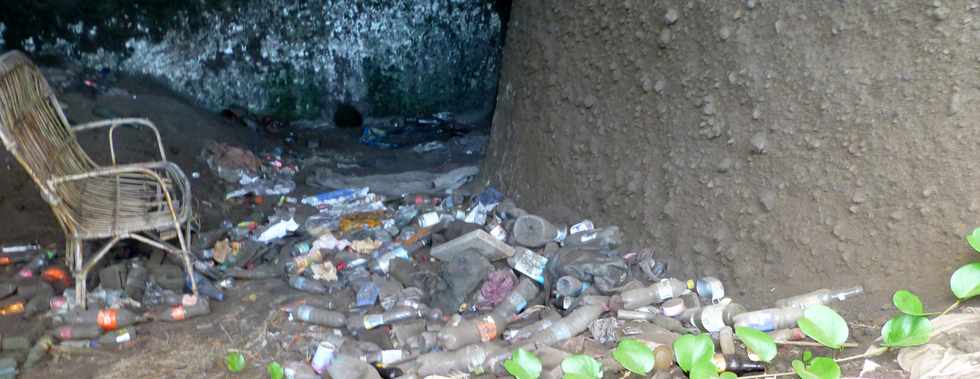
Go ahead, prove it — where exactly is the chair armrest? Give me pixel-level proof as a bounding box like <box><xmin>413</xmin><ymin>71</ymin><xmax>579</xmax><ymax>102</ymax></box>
<box><xmin>72</xmin><ymin>118</ymin><xmax>167</xmax><ymax>163</ymax></box>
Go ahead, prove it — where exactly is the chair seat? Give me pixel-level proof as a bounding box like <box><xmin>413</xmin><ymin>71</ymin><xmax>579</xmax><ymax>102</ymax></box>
<box><xmin>73</xmin><ymin>166</ymin><xmax>190</xmax><ymax>239</ymax></box>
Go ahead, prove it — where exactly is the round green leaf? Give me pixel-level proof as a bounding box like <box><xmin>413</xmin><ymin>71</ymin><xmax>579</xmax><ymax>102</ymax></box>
<box><xmin>893</xmin><ymin>290</ymin><xmax>927</xmax><ymax>316</ymax></box>
<box><xmin>226</xmin><ymin>351</ymin><xmax>246</xmax><ymax>373</ymax></box>
<box><xmin>882</xmin><ymin>314</ymin><xmax>932</xmax><ymax>347</ymax></box>
<box><xmin>951</xmin><ymin>262</ymin><xmax>980</xmax><ymax>300</ymax></box>
<box><xmin>735</xmin><ymin>326</ymin><xmax>777</xmax><ymax>362</ymax></box>
<box><xmin>503</xmin><ymin>348</ymin><xmax>542</xmax><ymax>379</ymax></box>
<box><xmin>966</xmin><ymin>227</ymin><xmax>980</xmax><ymax>253</ymax></box>
<box><xmin>266</xmin><ymin>362</ymin><xmax>284</xmax><ymax>379</ymax></box>
<box><xmin>792</xmin><ymin>357</ymin><xmax>841</xmax><ymax>379</ymax></box>
<box><xmin>612</xmin><ymin>339</ymin><xmax>654</xmax><ymax>374</ymax></box>
<box><xmin>561</xmin><ymin>354</ymin><xmax>602</xmax><ymax>379</ymax></box>
<box><xmin>672</xmin><ymin>334</ymin><xmax>715</xmax><ymax>373</ymax></box>
<box><xmin>796</xmin><ymin>305</ymin><xmax>849</xmax><ymax>349</ymax></box>
<box><xmin>690</xmin><ymin>360</ymin><xmax>720</xmax><ymax>379</ymax></box>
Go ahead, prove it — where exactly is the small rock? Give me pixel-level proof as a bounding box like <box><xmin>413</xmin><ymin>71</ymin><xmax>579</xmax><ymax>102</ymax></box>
<box><xmin>750</xmin><ymin>132</ymin><xmax>768</xmax><ymax>154</ymax></box>
<box><xmin>658</xmin><ymin>28</ymin><xmax>673</xmax><ymax>48</ymax></box>
<box><xmin>641</xmin><ymin>76</ymin><xmax>654</xmax><ymax>93</ymax></box>
<box><xmin>759</xmin><ymin>190</ymin><xmax>776</xmax><ymax>212</ymax></box>
<box><xmin>716</xmin><ymin>157</ymin><xmax>733</xmax><ymax>173</ymax></box>
<box><xmin>922</xmin><ymin>185</ymin><xmax>937</xmax><ymax>198</ymax></box>
<box><xmin>654</xmin><ymin>79</ymin><xmax>666</xmax><ymax>94</ymax></box>
<box><xmin>948</xmin><ymin>87</ymin><xmax>961</xmax><ymax>116</ymax></box>
<box><xmin>746</xmin><ymin>0</ymin><xmax>757</xmax><ymax>10</ymax></box>
<box><xmin>719</xmin><ymin>26</ymin><xmax>731</xmax><ymax>40</ymax></box>
<box><xmin>665</xmin><ymin>8</ymin><xmax>680</xmax><ymax>25</ymax></box>
<box><xmin>583</xmin><ymin>95</ymin><xmax>597</xmax><ymax>109</ymax></box>
<box><xmin>851</xmin><ymin>191</ymin><xmax>867</xmax><ymax>204</ymax></box>
<box><xmin>752</xmin><ymin>107</ymin><xmax>761</xmax><ymax>120</ymax></box>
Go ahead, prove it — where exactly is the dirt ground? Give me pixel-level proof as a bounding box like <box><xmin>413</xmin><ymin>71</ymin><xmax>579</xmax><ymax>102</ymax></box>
<box><xmin>0</xmin><ymin>66</ymin><xmax>482</xmax><ymax>378</ymax></box>
<box><xmin>484</xmin><ymin>0</ymin><xmax>979</xmax><ymax>330</ymax></box>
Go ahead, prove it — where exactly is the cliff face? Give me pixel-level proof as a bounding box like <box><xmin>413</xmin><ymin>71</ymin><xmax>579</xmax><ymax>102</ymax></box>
<box><xmin>485</xmin><ymin>0</ymin><xmax>980</xmax><ymax>308</ymax></box>
<box><xmin>0</xmin><ymin>0</ymin><xmax>504</xmax><ymax>120</ymax></box>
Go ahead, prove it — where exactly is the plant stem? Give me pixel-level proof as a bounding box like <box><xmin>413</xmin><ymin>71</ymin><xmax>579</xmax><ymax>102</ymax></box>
<box><xmin>835</xmin><ymin>346</ymin><xmax>888</xmax><ymax>363</ymax></box>
<box><xmin>737</xmin><ymin>370</ymin><xmax>796</xmax><ymax>379</ymax></box>
<box><xmin>776</xmin><ymin>341</ymin><xmax>859</xmax><ymax>348</ymax></box>
<box><xmin>937</xmin><ymin>300</ymin><xmax>961</xmax><ymax>317</ymax></box>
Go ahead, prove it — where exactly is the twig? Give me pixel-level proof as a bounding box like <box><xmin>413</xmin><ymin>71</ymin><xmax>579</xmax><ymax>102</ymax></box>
<box><xmin>776</xmin><ymin>341</ymin><xmax>859</xmax><ymax>348</ymax></box>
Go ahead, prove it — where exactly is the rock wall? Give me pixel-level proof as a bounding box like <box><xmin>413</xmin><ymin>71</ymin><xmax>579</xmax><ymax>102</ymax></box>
<box><xmin>485</xmin><ymin>0</ymin><xmax>980</xmax><ymax>308</ymax></box>
<box><xmin>0</xmin><ymin>1</ymin><xmax>503</xmax><ymax>120</ymax></box>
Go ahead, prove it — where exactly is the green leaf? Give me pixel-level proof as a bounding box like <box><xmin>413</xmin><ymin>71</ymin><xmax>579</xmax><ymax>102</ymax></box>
<box><xmin>893</xmin><ymin>290</ymin><xmax>927</xmax><ymax>316</ymax></box>
<box><xmin>560</xmin><ymin>355</ymin><xmax>602</xmax><ymax>379</ymax></box>
<box><xmin>503</xmin><ymin>348</ymin><xmax>542</xmax><ymax>379</ymax></box>
<box><xmin>966</xmin><ymin>227</ymin><xmax>980</xmax><ymax>253</ymax></box>
<box><xmin>689</xmin><ymin>360</ymin><xmax>720</xmax><ymax>379</ymax></box>
<box><xmin>797</xmin><ymin>305</ymin><xmax>849</xmax><ymax>349</ymax></box>
<box><xmin>226</xmin><ymin>351</ymin><xmax>245</xmax><ymax>373</ymax></box>
<box><xmin>673</xmin><ymin>334</ymin><xmax>715</xmax><ymax>373</ymax></box>
<box><xmin>719</xmin><ymin>373</ymin><xmax>738</xmax><ymax>379</ymax></box>
<box><xmin>266</xmin><ymin>362</ymin><xmax>283</xmax><ymax>379</ymax></box>
<box><xmin>792</xmin><ymin>357</ymin><xmax>841</xmax><ymax>379</ymax></box>
<box><xmin>882</xmin><ymin>314</ymin><xmax>932</xmax><ymax>347</ymax></box>
<box><xmin>612</xmin><ymin>339</ymin><xmax>654</xmax><ymax>375</ymax></box>
<box><xmin>735</xmin><ymin>326</ymin><xmax>777</xmax><ymax>362</ymax></box>
<box><xmin>802</xmin><ymin>350</ymin><xmax>813</xmax><ymax>363</ymax></box>
<box><xmin>951</xmin><ymin>262</ymin><xmax>980</xmax><ymax>300</ymax></box>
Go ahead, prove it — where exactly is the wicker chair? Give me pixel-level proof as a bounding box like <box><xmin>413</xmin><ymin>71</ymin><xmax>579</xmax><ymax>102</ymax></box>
<box><xmin>0</xmin><ymin>50</ymin><xmax>197</xmax><ymax>308</ymax></box>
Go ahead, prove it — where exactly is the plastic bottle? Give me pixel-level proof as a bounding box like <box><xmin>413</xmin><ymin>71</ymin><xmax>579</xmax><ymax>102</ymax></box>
<box><xmin>773</xmin><ymin>286</ymin><xmax>864</xmax><ymax>309</ymax></box>
<box><xmin>416</xmin><ymin>342</ymin><xmax>509</xmax><ymax>377</ymax></box>
<box><xmin>187</xmin><ymin>271</ymin><xmax>224</xmax><ymax>301</ymax></box>
<box><xmin>59</xmin><ymin>308</ymin><xmax>144</xmax><ymax>331</ymax></box>
<box><xmin>361</xmin><ymin>349</ymin><xmax>410</xmax><ymax>366</ymax></box>
<box><xmin>619</xmin><ymin>278</ymin><xmax>691</xmax><ymax>309</ymax></box>
<box><xmin>124</xmin><ymin>260</ymin><xmax>147</xmax><ymax>302</ymax></box>
<box><xmin>0</xmin><ymin>254</ymin><xmax>31</xmax><ymax>266</ymax></box>
<box><xmin>292</xmin><ymin>304</ymin><xmax>346</xmax><ymax>327</ymax></box>
<box><xmin>22</xmin><ymin>283</ymin><xmax>53</xmax><ymax>319</ymax></box>
<box><xmin>53</xmin><ymin>324</ymin><xmax>103</xmax><ymax>341</ymax></box>
<box><xmin>555</xmin><ymin>276</ymin><xmax>589</xmax><ymax>297</ymax></box>
<box><xmin>1</xmin><ymin>335</ymin><xmax>31</xmax><ymax>351</ymax></box>
<box><xmin>616</xmin><ymin>309</ymin><xmax>690</xmax><ymax>334</ymax></box>
<box><xmin>283</xmin><ymin>361</ymin><xmax>320</xmax><ymax>379</ymax></box>
<box><xmin>0</xmin><ymin>283</ymin><xmax>15</xmax><ymax>300</ymax></box>
<box><xmin>523</xmin><ymin>304</ymin><xmax>604</xmax><ymax>347</ymax></box>
<box><xmin>225</xmin><ymin>264</ymin><xmax>281</xmax><ymax>279</ymax></box>
<box><xmin>155</xmin><ymin>295</ymin><xmax>211</xmax><ymax>322</ymax></box>
<box><xmin>325</xmin><ymin>354</ymin><xmax>382</xmax><ymax>379</ymax></box>
<box><xmin>694</xmin><ymin>276</ymin><xmax>725</xmax><ymax>302</ymax></box>
<box><xmin>733</xmin><ymin>307</ymin><xmax>804</xmax><ymax>332</ymax></box>
<box><xmin>503</xmin><ymin>310</ymin><xmax>563</xmax><ymax>343</ymax></box>
<box><xmin>711</xmin><ymin>353</ymin><xmax>765</xmax><ymax>374</ymax></box>
<box><xmin>512</xmin><ymin>215</ymin><xmax>566</xmax><ymax>248</ymax></box>
<box><xmin>0</xmin><ymin>301</ymin><xmax>24</xmax><ymax>316</ymax></box>
<box><xmin>349</xmin><ymin>307</ymin><xmax>424</xmax><ymax>331</ymax></box>
<box><xmin>369</xmin><ymin>245</ymin><xmax>411</xmax><ymax>274</ymax></box>
<box><xmin>287</xmin><ymin>275</ymin><xmax>326</xmax><ymax>294</ymax></box>
<box><xmin>439</xmin><ymin>278</ymin><xmax>539</xmax><ymax>350</ymax></box>
<box><xmin>689</xmin><ymin>299</ymin><xmax>746</xmax><ymax>333</ymax></box>
<box><xmin>93</xmin><ymin>328</ymin><xmax>135</xmax><ymax>347</ymax></box>
<box><xmin>768</xmin><ymin>327</ymin><xmax>806</xmax><ymax>342</ymax></box>
<box><xmin>562</xmin><ymin>226</ymin><xmax>622</xmax><ymax>251</ymax></box>
<box><xmin>24</xmin><ymin>335</ymin><xmax>53</xmax><ymax>369</ymax></box>
<box><xmin>17</xmin><ymin>250</ymin><xmax>54</xmax><ymax>279</ymax></box>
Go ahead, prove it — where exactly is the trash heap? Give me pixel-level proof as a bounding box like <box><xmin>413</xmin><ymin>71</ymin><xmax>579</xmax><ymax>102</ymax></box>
<box><xmin>189</xmin><ymin>184</ymin><xmax>865</xmax><ymax>378</ymax></box>
<box><xmin>0</xmin><ymin>167</ymin><xmax>868</xmax><ymax>378</ymax></box>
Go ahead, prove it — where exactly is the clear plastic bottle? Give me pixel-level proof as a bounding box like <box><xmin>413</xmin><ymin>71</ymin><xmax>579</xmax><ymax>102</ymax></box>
<box><xmin>287</xmin><ymin>275</ymin><xmax>327</xmax><ymax>294</ymax></box>
<box><xmin>562</xmin><ymin>226</ymin><xmax>622</xmax><ymax>251</ymax></box>
<box><xmin>556</xmin><ymin>276</ymin><xmax>589</xmax><ymax>297</ymax></box>
<box><xmin>773</xmin><ymin>286</ymin><xmax>864</xmax><ymax>309</ymax></box>
<box><xmin>733</xmin><ymin>307</ymin><xmax>804</xmax><ymax>332</ymax></box>
<box><xmin>512</xmin><ymin>214</ymin><xmax>566</xmax><ymax>248</ymax></box>
<box><xmin>124</xmin><ymin>260</ymin><xmax>147</xmax><ymax>302</ymax></box>
<box><xmin>349</xmin><ymin>307</ymin><xmax>425</xmax><ymax>331</ymax></box>
<box><xmin>619</xmin><ymin>278</ymin><xmax>691</xmax><ymax>309</ymax></box>
<box><xmin>292</xmin><ymin>304</ymin><xmax>346</xmax><ymax>327</ymax></box>
<box><xmin>439</xmin><ymin>278</ymin><xmax>539</xmax><ymax>350</ymax></box>
<box><xmin>689</xmin><ymin>300</ymin><xmax>746</xmax><ymax>333</ymax></box>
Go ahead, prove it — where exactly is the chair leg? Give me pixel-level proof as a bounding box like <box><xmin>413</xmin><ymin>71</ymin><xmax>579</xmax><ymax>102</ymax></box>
<box><xmin>68</xmin><ymin>239</ymin><xmax>85</xmax><ymax>309</ymax></box>
<box><xmin>77</xmin><ymin>237</ymin><xmax>122</xmax><ymax>310</ymax></box>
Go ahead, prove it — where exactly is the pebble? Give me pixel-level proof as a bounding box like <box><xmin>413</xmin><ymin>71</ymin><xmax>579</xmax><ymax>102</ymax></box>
<box><xmin>746</xmin><ymin>0</ymin><xmax>757</xmax><ymax>10</ymax></box>
<box><xmin>759</xmin><ymin>190</ymin><xmax>776</xmax><ymax>212</ymax></box>
<box><xmin>654</xmin><ymin>79</ymin><xmax>666</xmax><ymax>94</ymax></box>
<box><xmin>665</xmin><ymin>8</ymin><xmax>680</xmax><ymax>25</ymax></box>
<box><xmin>719</xmin><ymin>26</ymin><xmax>731</xmax><ymax>41</ymax></box>
<box><xmin>750</xmin><ymin>132</ymin><xmax>768</xmax><ymax>154</ymax></box>
<box><xmin>851</xmin><ymin>191</ymin><xmax>867</xmax><ymax>204</ymax></box>
<box><xmin>922</xmin><ymin>185</ymin><xmax>937</xmax><ymax>198</ymax></box>
<box><xmin>716</xmin><ymin>157</ymin><xmax>733</xmax><ymax>173</ymax></box>
<box><xmin>658</xmin><ymin>28</ymin><xmax>673</xmax><ymax>48</ymax></box>
<box><xmin>948</xmin><ymin>87</ymin><xmax>961</xmax><ymax>116</ymax></box>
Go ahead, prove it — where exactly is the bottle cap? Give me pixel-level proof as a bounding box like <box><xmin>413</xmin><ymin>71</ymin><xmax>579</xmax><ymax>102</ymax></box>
<box><xmin>686</xmin><ymin>279</ymin><xmax>695</xmax><ymax>290</ymax></box>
